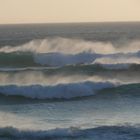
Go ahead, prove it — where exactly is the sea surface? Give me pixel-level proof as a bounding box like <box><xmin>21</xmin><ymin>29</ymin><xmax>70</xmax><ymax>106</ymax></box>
<box><xmin>0</xmin><ymin>22</ymin><xmax>140</xmax><ymax>140</ymax></box>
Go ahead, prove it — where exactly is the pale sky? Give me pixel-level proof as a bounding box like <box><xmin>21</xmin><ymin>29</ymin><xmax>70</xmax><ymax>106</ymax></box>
<box><xmin>0</xmin><ymin>0</ymin><xmax>140</xmax><ymax>24</ymax></box>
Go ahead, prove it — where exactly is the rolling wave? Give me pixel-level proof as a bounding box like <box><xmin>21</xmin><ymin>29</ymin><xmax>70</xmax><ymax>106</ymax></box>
<box><xmin>0</xmin><ymin>82</ymin><xmax>140</xmax><ymax>100</ymax></box>
<box><xmin>35</xmin><ymin>52</ymin><xmax>140</xmax><ymax>67</ymax></box>
<box><xmin>0</xmin><ymin>82</ymin><xmax>116</xmax><ymax>99</ymax></box>
<box><xmin>1</xmin><ymin>37</ymin><xmax>140</xmax><ymax>55</ymax></box>
<box><xmin>1</xmin><ymin>38</ymin><xmax>140</xmax><ymax>67</ymax></box>
<box><xmin>1</xmin><ymin>51</ymin><xmax>140</xmax><ymax>68</ymax></box>
<box><xmin>0</xmin><ymin>125</ymin><xmax>139</xmax><ymax>140</ymax></box>
<box><xmin>34</xmin><ymin>52</ymin><xmax>97</xmax><ymax>66</ymax></box>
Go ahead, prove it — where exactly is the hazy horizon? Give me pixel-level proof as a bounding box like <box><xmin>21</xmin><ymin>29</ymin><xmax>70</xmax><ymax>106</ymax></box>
<box><xmin>0</xmin><ymin>0</ymin><xmax>140</xmax><ymax>24</ymax></box>
<box><xmin>1</xmin><ymin>21</ymin><xmax>140</xmax><ymax>26</ymax></box>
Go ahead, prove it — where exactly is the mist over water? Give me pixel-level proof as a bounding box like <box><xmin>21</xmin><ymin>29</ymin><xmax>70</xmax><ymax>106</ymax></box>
<box><xmin>1</xmin><ymin>37</ymin><xmax>140</xmax><ymax>54</ymax></box>
<box><xmin>0</xmin><ymin>23</ymin><xmax>140</xmax><ymax>140</ymax></box>
<box><xmin>1</xmin><ymin>37</ymin><xmax>140</xmax><ymax>67</ymax></box>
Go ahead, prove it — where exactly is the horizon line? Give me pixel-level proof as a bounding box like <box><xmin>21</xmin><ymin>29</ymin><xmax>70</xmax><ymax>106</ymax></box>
<box><xmin>0</xmin><ymin>21</ymin><xmax>140</xmax><ymax>26</ymax></box>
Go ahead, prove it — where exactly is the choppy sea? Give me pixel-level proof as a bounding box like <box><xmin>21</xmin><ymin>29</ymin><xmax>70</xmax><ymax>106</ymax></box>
<box><xmin>0</xmin><ymin>22</ymin><xmax>140</xmax><ymax>140</ymax></box>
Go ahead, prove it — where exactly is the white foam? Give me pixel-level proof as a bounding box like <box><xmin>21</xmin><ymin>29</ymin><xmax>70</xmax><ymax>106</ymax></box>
<box><xmin>0</xmin><ymin>38</ymin><xmax>114</xmax><ymax>54</ymax></box>
<box><xmin>0</xmin><ymin>71</ymin><xmax>122</xmax><ymax>86</ymax></box>
<box><xmin>93</xmin><ymin>56</ymin><xmax>140</xmax><ymax>65</ymax></box>
<box><xmin>1</xmin><ymin>37</ymin><xmax>140</xmax><ymax>55</ymax></box>
<box><xmin>1</xmin><ymin>37</ymin><xmax>140</xmax><ymax>67</ymax></box>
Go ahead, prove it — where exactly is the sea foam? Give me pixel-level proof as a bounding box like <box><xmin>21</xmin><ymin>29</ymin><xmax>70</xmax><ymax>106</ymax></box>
<box><xmin>1</xmin><ymin>37</ymin><xmax>140</xmax><ymax>54</ymax></box>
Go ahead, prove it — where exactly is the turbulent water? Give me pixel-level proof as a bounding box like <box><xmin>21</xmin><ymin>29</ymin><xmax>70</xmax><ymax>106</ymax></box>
<box><xmin>0</xmin><ymin>22</ymin><xmax>140</xmax><ymax>140</ymax></box>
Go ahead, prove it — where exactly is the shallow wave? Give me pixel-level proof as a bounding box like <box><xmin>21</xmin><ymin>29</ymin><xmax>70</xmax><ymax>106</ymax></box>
<box><xmin>0</xmin><ymin>125</ymin><xmax>139</xmax><ymax>140</ymax></box>
<box><xmin>0</xmin><ymin>82</ymin><xmax>115</xmax><ymax>99</ymax></box>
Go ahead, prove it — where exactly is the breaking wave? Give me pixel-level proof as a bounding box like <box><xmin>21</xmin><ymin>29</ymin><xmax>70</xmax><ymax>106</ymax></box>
<box><xmin>34</xmin><ymin>52</ymin><xmax>98</xmax><ymax>66</ymax></box>
<box><xmin>1</xmin><ymin>38</ymin><xmax>140</xmax><ymax>67</ymax></box>
<box><xmin>1</xmin><ymin>51</ymin><xmax>140</xmax><ymax>68</ymax></box>
<box><xmin>0</xmin><ymin>82</ymin><xmax>116</xmax><ymax>99</ymax></box>
<box><xmin>1</xmin><ymin>37</ymin><xmax>140</xmax><ymax>55</ymax></box>
<box><xmin>0</xmin><ymin>38</ymin><xmax>119</xmax><ymax>54</ymax></box>
<box><xmin>0</xmin><ymin>125</ymin><xmax>139</xmax><ymax>140</ymax></box>
<box><xmin>0</xmin><ymin>37</ymin><xmax>140</xmax><ymax>99</ymax></box>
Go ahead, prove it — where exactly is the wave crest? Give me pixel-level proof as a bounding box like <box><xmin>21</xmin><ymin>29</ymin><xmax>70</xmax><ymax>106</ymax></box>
<box><xmin>1</xmin><ymin>38</ymin><xmax>140</xmax><ymax>67</ymax></box>
<box><xmin>1</xmin><ymin>37</ymin><xmax>140</xmax><ymax>55</ymax></box>
<box><xmin>0</xmin><ymin>82</ymin><xmax>115</xmax><ymax>99</ymax></box>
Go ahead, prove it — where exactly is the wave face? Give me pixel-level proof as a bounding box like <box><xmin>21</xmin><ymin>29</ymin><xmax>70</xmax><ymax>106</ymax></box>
<box><xmin>0</xmin><ymin>82</ymin><xmax>116</xmax><ymax>99</ymax></box>
<box><xmin>0</xmin><ymin>125</ymin><xmax>139</xmax><ymax>140</ymax></box>
<box><xmin>1</xmin><ymin>38</ymin><xmax>140</xmax><ymax>67</ymax></box>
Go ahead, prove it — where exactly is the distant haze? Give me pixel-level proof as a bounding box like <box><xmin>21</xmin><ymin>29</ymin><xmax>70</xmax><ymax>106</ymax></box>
<box><xmin>0</xmin><ymin>0</ymin><xmax>140</xmax><ymax>24</ymax></box>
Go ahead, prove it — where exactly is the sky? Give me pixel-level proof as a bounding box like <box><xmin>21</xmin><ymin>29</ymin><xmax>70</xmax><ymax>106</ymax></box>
<box><xmin>0</xmin><ymin>0</ymin><xmax>140</xmax><ymax>24</ymax></box>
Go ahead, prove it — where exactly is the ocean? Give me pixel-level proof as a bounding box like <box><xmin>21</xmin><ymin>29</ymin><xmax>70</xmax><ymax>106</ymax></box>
<box><xmin>0</xmin><ymin>22</ymin><xmax>140</xmax><ymax>140</ymax></box>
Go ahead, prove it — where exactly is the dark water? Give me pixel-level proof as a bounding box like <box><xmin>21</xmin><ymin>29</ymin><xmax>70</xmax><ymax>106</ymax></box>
<box><xmin>0</xmin><ymin>22</ymin><xmax>140</xmax><ymax>140</ymax></box>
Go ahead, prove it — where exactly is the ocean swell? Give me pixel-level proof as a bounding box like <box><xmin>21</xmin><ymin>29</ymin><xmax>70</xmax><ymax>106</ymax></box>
<box><xmin>0</xmin><ymin>82</ymin><xmax>115</xmax><ymax>99</ymax></box>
